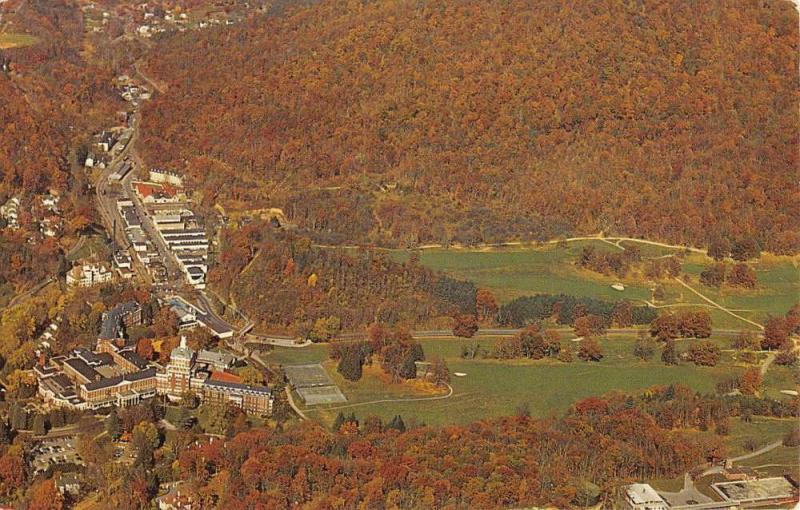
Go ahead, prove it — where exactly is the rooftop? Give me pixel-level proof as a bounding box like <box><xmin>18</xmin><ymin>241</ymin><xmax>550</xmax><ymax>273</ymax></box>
<box><xmin>625</xmin><ymin>484</ymin><xmax>667</xmax><ymax>506</ymax></box>
<box><xmin>208</xmin><ymin>370</ymin><xmax>241</xmax><ymax>384</ymax></box>
<box><xmin>204</xmin><ymin>378</ymin><xmax>271</xmax><ymax>395</ymax></box>
<box><xmin>83</xmin><ymin>367</ymin><xmax>156</xmax><ymax>391</ymax></box>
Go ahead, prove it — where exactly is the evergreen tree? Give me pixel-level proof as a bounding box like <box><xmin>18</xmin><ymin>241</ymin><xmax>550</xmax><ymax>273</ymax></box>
<box><xmin>662</xmin><ymin>340</ymin><xmax>678</xmax><ymax>365</ymax></box>
<box><xmin>399</xmin><ymin>353</ymin><xmax>419</xmax><ymax>379</ymax></box>
<box><xmin>624</xmin><ymin>396</ymin><xmax>635</xmax><ymax>409</ymax></box>
<box><xmin>32</xmin><ymin>414</ymin><xmax>47</xmax><ymax>436</ymax></box>
<box><xmin>332</xmin><ymin>412</ymin><xmax>346</xmax><ymax>431</ymax></box>
<box><xmin>9</xmin><ymin>403</ymin><xmax>27</xmax><ymax>431</ymax></box>
<box><xmin>633</xmin><ymin>335</ymin><xmax>657</xmax><ymax>361</ymax></box>
<box><xmin>105</xmin><ymin>407</ymin><xmax>122</xmax><ymax>440</ymax></box>
<box><xmin>0</xmin><ymin>419</ymin><xmax>9</xmax><ymax>444</ymax></box>
<box><xmin>387</xmin><ymin>415</ymin><xmax>406</xmax><ymax>433</ymax></box>
<box><xmin>337</xmin><ymin>347</ymin><xmax>364</xmax><ymax>381</ymax></box>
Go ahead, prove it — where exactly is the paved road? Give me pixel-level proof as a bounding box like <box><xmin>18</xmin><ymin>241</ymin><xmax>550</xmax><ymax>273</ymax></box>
<box><xmin>729</xmin><ymin>440</ymin><xmax>783</xmax><ymax>463</ymax></box>
<box><xmin>193</xmin><ymin>292</ymin><xmax>235</xmax><ymax>337</ymax></box>
<box><xmin>285</xmin><ymin>386</ymin><xmax>307</xmax><ymax>420</ymax></box>
<box><xmin>3</xmin><ymin>277</ymin><xmax>53</xmax><ymax>310</ymax></box>
<box><xmin>659</xmin><ymin>473</ymin><xmax>713</xmax><ymax>507</ymax></box>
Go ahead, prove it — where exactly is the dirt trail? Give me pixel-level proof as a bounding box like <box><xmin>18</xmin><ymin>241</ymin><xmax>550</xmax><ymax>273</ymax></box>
<box><xmin>671</xmin><ymin>276</ymin><xmax>763</xmax><ymax>330</ymax></box>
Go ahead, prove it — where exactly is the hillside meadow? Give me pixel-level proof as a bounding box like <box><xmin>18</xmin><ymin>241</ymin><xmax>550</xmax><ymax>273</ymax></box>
<box><xmin>389</xmin><ymin>239</ymin><xmax>797</xmax><ymax>330</ymax></box>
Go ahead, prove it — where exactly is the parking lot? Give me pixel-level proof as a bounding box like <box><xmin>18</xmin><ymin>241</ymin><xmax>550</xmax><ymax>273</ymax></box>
<box><xmin>31</xmin><ymin>436</ymin><xmax>85</xmax><ymax>474</ymax></box>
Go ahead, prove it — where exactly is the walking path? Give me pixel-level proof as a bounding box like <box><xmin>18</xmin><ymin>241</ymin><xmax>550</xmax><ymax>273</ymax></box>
<box><xmin>672</xmin><ymin>276</ymin><xmax>764</xmax><ymax>330</ymax></box>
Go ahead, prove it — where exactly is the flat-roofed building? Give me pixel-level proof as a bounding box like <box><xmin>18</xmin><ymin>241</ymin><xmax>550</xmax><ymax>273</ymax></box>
<box><xmin>622</xmin><ymin>484</ymin><xmax>669</xmax><ymax>510</ymax></box>
<box><xmin>149</xmin><ymin>168</ymin><xmax>184</xmax><ymax>187</ymax></box>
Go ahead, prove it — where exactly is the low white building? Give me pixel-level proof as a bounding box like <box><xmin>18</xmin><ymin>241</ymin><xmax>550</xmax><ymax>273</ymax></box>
<box><xmin>622</xmin><ymin>484</ymin><xmax>669</xmax><ymax>510</ymax></box>
<box><xmin>66</xmin><ymin>262</ymin><xmax>113</xmax><ymax>287</ymax></box>
<box><xmin>41</xmin><ymin>193</ymin><xmax>60</xmax><ymax>212</ymax></box>
<box><xmin>149</xmin><ymin>168</ymin><xmax>184</xmax><ymax>187</ymax></box>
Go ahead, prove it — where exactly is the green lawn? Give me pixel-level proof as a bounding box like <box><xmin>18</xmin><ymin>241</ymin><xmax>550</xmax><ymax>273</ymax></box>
<box><xmin>726</xmin><ymin>416</ymin><xmax>797</xmax><ymax>456</ymax></box>
<box><xmin>393</xmin><ymin>241</ymin><xmax>655</xmax><ymax>304</ymax></box>
<box><xmin>0</xmin><ymin>33</ymin><xmax>39</xmax><ymax>49</ymax></box>
<box><xmin>762</xmin><ymin>365</ymin><xmax>799</xmax><ymax>400</ymax></box>
<box><xmin>261</xmin><ymin>344</ymin><xmax>330</xmax><ymax>365</ymax></box>
<box><xmin>680</xmin><ymin>253</ymin><xmax>798</xmax><ymax>328</ymax></box>
<box><xmin>272</xmin><ymin>336</ymin><xmax>751</xmax><ymax>428</ymax></box>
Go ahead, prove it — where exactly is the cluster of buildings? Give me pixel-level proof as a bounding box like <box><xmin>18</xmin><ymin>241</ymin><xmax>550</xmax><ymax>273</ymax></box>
<box><xmin>1</xmin><ymin>196</ymin><xmax>20</xmax><ymax>229</ymax></box>
<box><xmin>85</xmin><ymin>129</ymin><xmax>134</xmax><ymax>169</ymax></box>
<box><xmin>117</xmin><ymin>80</ymin><xmax>152</xmax><ymax>104</ymax></box>
<box><xmin>622</xmin><ymin>474</ymin><xmax>798</xmax><ymax>510</ymax></box>
<box><xmin>0</xmin><ymin>193</ymin><xmax>63</xmax><ymax>238</ymax></box>
<box><xmin>36</xmin><ymin>301</ymin><xmax>155</xmax><ymax>410</ymax></box>
<box><xmin>130</xmin><ymin>169</ymin><xmax>210</xmax><ymax>289</ymax></box>
<box><xmin>157</xmin><ymin>337</ymin><xmax>272</xmax><ymax>415</ymax></box>
<box><xmin>115</xmin><ymin>195</ymin><xmax>167</xmax><ymax>283</ymax></box>
<box><xmin>34</xmin><ymin>301</ymin><xmax>269</xmax><ymax>415</ymax></box>
<box><xmin>111</xmin><ymin>166</ymin><xmax>211</xmax><ymax>288</ymax></box>
<box><xmin>132</xmin><ymin>2</ymin><xmax>244</xmax><ymax>40</ymax></box>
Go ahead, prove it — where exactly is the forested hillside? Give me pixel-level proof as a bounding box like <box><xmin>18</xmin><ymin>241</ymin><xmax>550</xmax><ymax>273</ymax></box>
<box><xmin>140</xmin><ymin>0</ymin><xmax>798</xmax><ymax>251</ymax></box>
<box><xmin>162</xmin><ymin>388</ymin><xmax>733</xmax><ymax>509</ymax></box>
<box><xmin>210</xmin><ymin>223</ymin><xmax>476</xmax><ymax>333</ymax></box>
<box><xmin>0</xmin><ymin>0</ymin><xmax>120</xmax><ymax>292</ymax></box>
<box><xmin>0</xmin><ymin>0</ymin><xmax>117</xmax><ymax>194</ymax></box>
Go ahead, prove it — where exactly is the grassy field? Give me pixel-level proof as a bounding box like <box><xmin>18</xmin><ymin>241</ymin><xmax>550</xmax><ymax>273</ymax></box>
<box><xmin>737</xmin><ymin>445</ymin><xmax>800</xmax><ymax>471</ymax></box>
<box><xmin>680</xmin><ymin>253</ymin><xmax>798</xmax><ymax>328</ymax></box>
<box><xmin>66</xmin><ymin>234</ymin><xmax>112</xmax><ymax>263</ymax></box>
<box><xmin>389</xmin><ymin>240</ymin><xmax>797</xmax><ymax>330</ymax></box>
<box><xmin>762</xmin><ymin>365</ymin><xmax>799</xmax><ymax>400</ymax></box>
<box><xmin>0</xmin><ymin>33</ymin><xmax>39</xmax><ymax>49</ymax></box>
<box><xmin>268</xmin><ymin>336</ymin><xmax>753</xmax><ymax>428</ymax></box>
<box><xmin>726</xmin><ymin>416</ymin><xmax>797</xmax><ymax>456</ymax></box>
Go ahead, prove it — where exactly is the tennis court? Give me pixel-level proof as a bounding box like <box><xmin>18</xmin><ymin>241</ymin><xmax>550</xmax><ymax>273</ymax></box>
<box><xmin>285</xmin><ymin>363</ymin><xmax>347</xmax><ymax>405</ymax></box>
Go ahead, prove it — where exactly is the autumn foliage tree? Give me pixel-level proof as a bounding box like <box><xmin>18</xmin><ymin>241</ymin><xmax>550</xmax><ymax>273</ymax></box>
<box><xmin>727</xmin><ymin>263</ymin><xmax>757</xmax><ymax>288</ymax></box>
<box><xmin>475</xmin><ymin>289</ymin><xmax>498</xmax><ymax>322</ymax></box>
<box><xmin>577</xmin><ymin>337</ymin><xmax>603</xmax><ymax>362</ymax></box>
<box><xmin>738</xmin><ymin>368</ymin><xmax>763</xmax><ymax>396</ymax></box>
<box><xmin>762</xmin><ymin>316</ymin><xmax>790</xmax><ymax>350</ymax></box>
<box><xmin>452</xmin><ymin>313</ymin><xmax>479</xmax><ymax>338</ymax></box>
<box><xmin>687</xmin><ymin>341</ymin><xmax>721</xmax><ymax>367</ymax></box>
